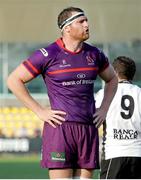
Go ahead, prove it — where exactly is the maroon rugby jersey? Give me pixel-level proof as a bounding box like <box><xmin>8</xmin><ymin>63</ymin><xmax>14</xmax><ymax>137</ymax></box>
<box><xmin>23</xmin><ymin>38</ymin><xmax>109</xmax><ymax>124</ymax></box>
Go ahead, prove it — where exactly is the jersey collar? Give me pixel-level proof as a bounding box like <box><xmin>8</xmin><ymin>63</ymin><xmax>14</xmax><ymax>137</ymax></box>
<box><xmin>56</xmin><ymin>38</ymin><xmax>83</xmax><ymax>54</ymax></box>
<box><xmin>119</xmin><ymin>80</ymin><xmax>132</xmax><ymax>84</ymax></box>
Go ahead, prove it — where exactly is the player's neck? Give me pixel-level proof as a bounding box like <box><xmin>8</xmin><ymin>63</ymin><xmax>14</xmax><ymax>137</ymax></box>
<box><xmin>118</xmin><ymin>78</ymin><xmax>127</xmax><ymax>82</ymax></box>
<box><xmin>62</xmin><ymin>37</ymin><xmax>83</xmax><ymax>53</ymax></box>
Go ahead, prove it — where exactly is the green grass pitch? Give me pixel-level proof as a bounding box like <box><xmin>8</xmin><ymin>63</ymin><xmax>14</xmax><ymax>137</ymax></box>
<box><xmin>0</xmin><ymin>154</ymin><xmax>99</xmax><ymax>179</ymax></box>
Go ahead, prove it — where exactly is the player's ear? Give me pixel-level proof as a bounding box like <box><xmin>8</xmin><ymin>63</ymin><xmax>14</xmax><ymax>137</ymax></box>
<box><xmin>64</xmin><ymin>25</ymin><xmax>71</xmax><ymax>33</ymax></box>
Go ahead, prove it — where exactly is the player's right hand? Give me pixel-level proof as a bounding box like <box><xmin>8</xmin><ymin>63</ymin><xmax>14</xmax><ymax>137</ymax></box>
<box><xmin>37</xmin><ymin>107</ymin><xmax>66</xmax><ymax>128</ymax></box>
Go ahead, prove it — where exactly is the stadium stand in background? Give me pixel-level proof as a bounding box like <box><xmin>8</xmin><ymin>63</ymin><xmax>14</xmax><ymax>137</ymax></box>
<box><xmin>0</xmin><ymin>106</ymin><xmax>43</xmax><ymax>138</ymax></box>
<box><xmin>0</xmin><ymin>105</ymin><xmax>103</xmax><ymax>138</ymax></box>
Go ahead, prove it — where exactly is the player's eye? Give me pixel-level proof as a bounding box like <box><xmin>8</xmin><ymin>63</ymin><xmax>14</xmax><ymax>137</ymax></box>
<box><xmin>79</xmin><ymin>18</ymin><xmax>88</xmax><ymax>24</ymax></box>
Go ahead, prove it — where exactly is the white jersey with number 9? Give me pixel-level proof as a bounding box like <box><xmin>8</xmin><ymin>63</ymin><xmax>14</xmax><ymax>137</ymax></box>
<box><xmin>95</xmin><ymin>82</ymin><xmax>141</xmax><ymax>160</ymax></box>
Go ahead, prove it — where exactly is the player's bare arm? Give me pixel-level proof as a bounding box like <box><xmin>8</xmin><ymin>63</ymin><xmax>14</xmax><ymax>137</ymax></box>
<box><xmin>93</xmin><ymin>65</ymin><xmax>118</xmax><ymax>128</ymax></box>
<box><xmin>7</xmin><ymin>64</ymin><xmax>66</xmax><ymax>128</ymax></box>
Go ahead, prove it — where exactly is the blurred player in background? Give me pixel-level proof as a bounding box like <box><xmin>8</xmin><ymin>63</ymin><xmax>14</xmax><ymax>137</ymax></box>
<box><xmin>7</xmin><ymin>7</ymin><xmax>117</xmax><ymax>179</ymax></box>
<box><xmin>95</xmin><ymin>56</ymin><xmax>141</xmax><ymax>179</ymax></box>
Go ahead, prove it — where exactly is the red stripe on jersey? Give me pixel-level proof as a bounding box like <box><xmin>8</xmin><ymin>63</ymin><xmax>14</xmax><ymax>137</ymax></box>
<box><xmin>22</xmin><ymin>63</ymin><xmax>35</xmax><ymax>77</ymax></box>
<box><xmin>25</xmin><ymin>60</ymin><xmax>40</xmax><ymax>74</ymax></box>
<box><xmin>48</xmin><ymin>67</ymin><xmax>98</xmax><ymax>75</ymax></box>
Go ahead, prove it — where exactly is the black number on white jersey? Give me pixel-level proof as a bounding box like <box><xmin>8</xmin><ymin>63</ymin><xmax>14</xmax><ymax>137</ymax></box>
<box><xmin>120</xmin><ymin>95</ymin><xmax>134</xmax><ymax>119</ymax></box>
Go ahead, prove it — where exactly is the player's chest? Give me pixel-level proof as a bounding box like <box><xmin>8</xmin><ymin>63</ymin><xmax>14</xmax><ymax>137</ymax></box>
<box><xmin>46</xmin><ymin>52</ymin><xmax>99</xmax><ymax>81</ymax></box>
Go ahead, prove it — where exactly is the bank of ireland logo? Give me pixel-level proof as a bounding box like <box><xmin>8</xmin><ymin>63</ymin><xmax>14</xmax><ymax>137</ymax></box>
<box><xmin>51</xmin><ymin>152</ymin><xmax>66</xmax><ymax>161</ymax></box>
<box><xmin>77</xmin><ymin>73</ymin><xmax>86</xmax><ymax>79</ymax></box>
<box><xmin>40</xmin><ymin>48</ymin><xmax>48</xmax><ymax>57</ymax></box>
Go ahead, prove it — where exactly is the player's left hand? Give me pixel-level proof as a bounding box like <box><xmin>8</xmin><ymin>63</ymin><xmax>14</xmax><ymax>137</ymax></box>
<box><xmin>93</xmin><ymin>108</ymin><xmax>106</xmax><ymax>128</ymax></box>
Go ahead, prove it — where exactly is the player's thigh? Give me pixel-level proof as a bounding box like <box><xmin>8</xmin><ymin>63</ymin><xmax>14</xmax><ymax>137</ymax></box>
<box><xmin>74</xmin><ymin>169</ymin><xmax>93</xmax><ymax>178</ymax></box>
<box><xmin>49</xmin><ymin>168</ymin><xmax>73</xmax><ymax>179</ymax></box>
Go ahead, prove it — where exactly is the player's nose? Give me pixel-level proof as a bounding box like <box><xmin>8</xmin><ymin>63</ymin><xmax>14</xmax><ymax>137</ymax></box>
<box><xmin>84</xmin><ymin>21</ymin><xmax>89</xmax><ymax>28</ymax></box>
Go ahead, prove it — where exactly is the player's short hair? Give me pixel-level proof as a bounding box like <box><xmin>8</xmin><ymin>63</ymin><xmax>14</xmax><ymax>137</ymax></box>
<box><xmin>57</xmin><ymin>7</ymin><xmax>84</xmax><ymax>29</ymax></box>
<box><xmin>112</xmin><ymin>56</ymin><xmax>136</xmax><ymax>80</ymax></box>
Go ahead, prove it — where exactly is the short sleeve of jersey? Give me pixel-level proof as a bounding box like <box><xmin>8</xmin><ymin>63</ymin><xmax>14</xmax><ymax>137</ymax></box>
<box><xmin>22</xmin><ymin>49</ymin><xmax>46</xmax><ymax>77</ymax></box>
<box><xmin>97</xmin><ymin>50</ymin><xmax>109</xmax><ymax>73</ymax></box>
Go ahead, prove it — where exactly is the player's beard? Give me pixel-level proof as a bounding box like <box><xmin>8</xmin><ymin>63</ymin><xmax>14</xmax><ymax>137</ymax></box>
<box><xmin>81</xmin><ymin>32</ymin><xmax>89</xmax><ymax>41</ymax></box>
<box><xmin>83</xmin><ymin>33</ymin><xmax>89</xmax><ymax>41</ymax></box>
<box><xmin>70</xmin><ymin>29</ymin><xmax>89</xmax><ymax>42</ymax></box>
